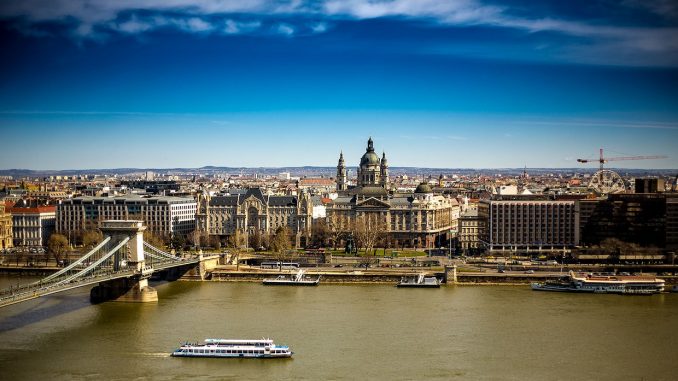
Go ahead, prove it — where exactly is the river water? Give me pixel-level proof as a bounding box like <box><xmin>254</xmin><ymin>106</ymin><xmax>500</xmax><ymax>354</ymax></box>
<box><xmin>0</xmin><ymin>275</ymin><xmax>676</xmax><ymax>381</ymax></box>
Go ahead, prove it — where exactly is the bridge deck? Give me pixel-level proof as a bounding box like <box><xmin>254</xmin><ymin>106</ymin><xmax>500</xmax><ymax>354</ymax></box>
<box><xmin>0</xmin><ymin>258</ymin><xmax>201</xmax><ymax>308</ymax></box>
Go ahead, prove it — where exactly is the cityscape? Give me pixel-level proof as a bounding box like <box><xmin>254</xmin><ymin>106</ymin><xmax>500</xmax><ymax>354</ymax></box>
<box><xmin>1</xmin><ymin>1</ymin><xmax>678</xmax><ymax>380</ymax></box>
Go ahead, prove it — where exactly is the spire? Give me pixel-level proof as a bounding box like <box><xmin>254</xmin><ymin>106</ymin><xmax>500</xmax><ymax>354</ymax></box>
<box><xmin>338</xmin><ymin>151</ymin><xmax>345</xmax><ymax>165</ymax></box>
<box><xmin>381</xmin><ymin>151</ymin><xmax>388</xmax><ymax>165</ymax></box>
<box><xmin>367</xmin><ymin>137</ymin><xmax>374</xmax><ymax>152</ymax></box>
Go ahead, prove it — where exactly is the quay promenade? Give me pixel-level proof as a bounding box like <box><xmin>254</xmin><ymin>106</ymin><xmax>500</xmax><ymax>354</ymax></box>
<box><xmin>4</xmin><ymin>259</ymin><xmax>678</xmax><ymax>286</ymax></box>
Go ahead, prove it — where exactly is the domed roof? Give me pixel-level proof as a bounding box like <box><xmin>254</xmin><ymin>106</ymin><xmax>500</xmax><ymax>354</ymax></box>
<box><xmin>414</xmin><ymin>182</ymin><xmax>433</xmax><ymax>193</ymax></box>
<box><xmin>360</xmin><ymin>151</ymin><xmax>380</xmax><ymax>166</ymax></box>
<box><xmin>360</xmin><ymin>137</ymin><xmax>380</xmax><ymax>166</ymax></box>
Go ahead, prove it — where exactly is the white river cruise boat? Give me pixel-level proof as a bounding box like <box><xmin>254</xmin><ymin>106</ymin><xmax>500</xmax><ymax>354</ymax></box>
<box><xmin>531</xmin><ymin>271</ymin><xmax>665</xmax><ymax>295</ymax></box>
<box><xmin>171</xmin><ymin>339</ymin><xmax>293</xmax><ymax>358</ymax></box>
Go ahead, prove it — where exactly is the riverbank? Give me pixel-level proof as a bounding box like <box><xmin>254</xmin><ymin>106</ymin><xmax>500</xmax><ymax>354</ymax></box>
<box><xmin>2</xmin><ymin>265</ymin><xmax>676</xmax><ymax>286</ymax></box>
<box><xmin>207</xmin><ymin>267</ymin><xmax>678</xmax><ymax>285</ymax></box>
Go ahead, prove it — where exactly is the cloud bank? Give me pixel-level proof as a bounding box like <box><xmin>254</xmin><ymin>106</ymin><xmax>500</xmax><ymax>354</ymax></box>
<box><xmin>1</xmin><ymin>0</ymin><xmax>677</xmax><ymax>66</ymax></box>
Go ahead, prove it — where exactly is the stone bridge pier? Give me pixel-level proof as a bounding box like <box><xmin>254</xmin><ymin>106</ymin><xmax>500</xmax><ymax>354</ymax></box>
<box><xmin>90</xmin><ymin>221</ymin><xmax>158</xmax><ymax>303</ymax></box>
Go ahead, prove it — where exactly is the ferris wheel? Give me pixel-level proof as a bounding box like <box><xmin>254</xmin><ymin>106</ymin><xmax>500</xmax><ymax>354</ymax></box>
<box><xmin>588</xmin><ymin>170</ymin><xmax>626</xmax><ymax>194</ymax></box>
<box><xmin>578</xmin><ymin>148</ymin><xmax>666</xmax><ymax>194</ymax></box>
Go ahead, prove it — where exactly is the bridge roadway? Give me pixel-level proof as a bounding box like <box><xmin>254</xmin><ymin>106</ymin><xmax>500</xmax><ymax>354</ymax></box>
<box><xmin>0</xmin><ymin>257</ymin><xmax>201</xmax><ymax>308</ymax></box>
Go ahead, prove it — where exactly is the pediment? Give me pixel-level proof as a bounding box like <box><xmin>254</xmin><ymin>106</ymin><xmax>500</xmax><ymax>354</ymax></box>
<box><xmin>356</xmin><ymin>197</ymin><xmax>390</xmax><ymax>208</ymax></box>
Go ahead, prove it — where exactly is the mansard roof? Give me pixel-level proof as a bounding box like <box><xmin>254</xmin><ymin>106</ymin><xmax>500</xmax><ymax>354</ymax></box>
<box><xmin>268</xmin><ymin>196</ymin><xmax>297</xmax><ymax>207</ymax></box>
<box><xmin>209</xmin><ymin>196</ymin><xmax>238</xmax><ymax>206</ymax></box>
<box><xmin>209</xmin><ymin>188</ymin><xmax>298</xmax><ymax>208</ymax></box>
<box><xmin>240</xmin><ymin>188</ymin><xmax>266</xmax><ymax>205</ymax></box>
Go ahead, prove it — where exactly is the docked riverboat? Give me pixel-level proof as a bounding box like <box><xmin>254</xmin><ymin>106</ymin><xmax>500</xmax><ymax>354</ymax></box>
<box><xmin>397</xmin><ymin>274</ymin><xmax>441</xmax><ymax>288</ymax></box>
<box><xmin>262</xmin><ymin>269</ymin><xmax>320</xmax><ymax>286</ymax></box>
<box><xmin>171</xmin><ymin>338</ymin><xmax>293</xmax><ymax>358</ymax></box>
<box><xmin>531</xmin><ymin>271</ymin><xmax>665</xmax><ymax>295</ymax></box>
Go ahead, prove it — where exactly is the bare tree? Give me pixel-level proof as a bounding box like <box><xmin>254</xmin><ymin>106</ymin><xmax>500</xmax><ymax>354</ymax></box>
<box><xmin>352</xmin><ymin>214</ymin><xmax>386</xmax><ymax>268</ymax></box>
<box><xmin>226</xmin><ymin>230</ymin><xmax>245</xmax><ymax>270</ymax></box>
<box><xmin>144</xmin><ymin>230</ymin><xmax>167</xmax><ymax>248</ymax></box>
<box><xmin>327</xmin><ymin>213</ymin><xmax>345</xmax><ymax>251</ymax></box>
<box><xmin>47</xmin><ymin>233</ymin><xmax>69</xmax><ymax>265</ymax></box>
<box><xmin>311</xmin><ymin>218</ymin><xmax>329</xmax><ymax>247</ymax></box>
<box><xmin>271</xmin><ymin>226</ymin><xmax>292</xmax><ymax>270</ymax></box>
<box><xmin>227</xmin><ymin>230</ymin><xmax>245</xmax><ymax>249</ymax></box>
<box><xmin>208</xmin><ymin>235</ymin><xmax>222</xmax><ymax>250</ymax></box>
<box><xmin>82</xmin><ymin>229</ymin><xmax>103</xmax><ymax>250</ymax></box>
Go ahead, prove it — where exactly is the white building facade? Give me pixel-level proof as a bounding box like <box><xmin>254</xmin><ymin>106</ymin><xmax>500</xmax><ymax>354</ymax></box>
<box><xmin>57</xmin><ymin>195</ymin><xmax>196</xmax><ymax>237</ymax></box>
<box><xmin>10</xmin><ymin>206</ymin><xmax>56</xmax><ymax>247</ymax></box>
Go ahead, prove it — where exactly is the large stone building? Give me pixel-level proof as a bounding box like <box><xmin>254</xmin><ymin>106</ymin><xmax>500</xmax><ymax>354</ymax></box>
<box><xmin>478</xmin><ymin>195</ymin><xmax>576</xmax><ymax>255</ymax></box>
<box><xmin>196</xmin><ymin>188</ymin><xmax>313</xmax><ymax>247</ymax></box>
<box><xmin>0</xmin><ymin>203</ymin><xmax>12</xmax><ymax>250</ymax></box>
<box><xmin>57</xmin><ymin>195</ymin><xmax>196</xmax><ymax>238</ymax></box>
<box><xmin>327</xmin><ymin>138</ymin><xmax>458</xmax><ymax>249</ymax></box>
<box><xmin>459</xmin><ymin>209</ymin><xmax>481</xmax><ymax>254</ymax></box>
<box><xmin>9</xmin><ymin>205</ymin><xmax>56</xmax><ymax>247</ymax></box>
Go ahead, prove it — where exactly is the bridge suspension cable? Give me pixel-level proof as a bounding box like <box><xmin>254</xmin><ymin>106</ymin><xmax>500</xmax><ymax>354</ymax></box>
<box><xmin>57</xmin><ymin>237</ymin><xmax>131</xmax><ymax>285</ymax></box>
<box><xmin>37</xmin><ymin>236</ymin><xmax>112</xmax><ymax>285</ymax></box>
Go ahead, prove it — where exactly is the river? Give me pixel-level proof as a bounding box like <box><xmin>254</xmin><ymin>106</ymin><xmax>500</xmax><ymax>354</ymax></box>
<box><xmin>0</xmin><ymin>275</ymin><xmax>676</xmax><ymax>380</ymax></box>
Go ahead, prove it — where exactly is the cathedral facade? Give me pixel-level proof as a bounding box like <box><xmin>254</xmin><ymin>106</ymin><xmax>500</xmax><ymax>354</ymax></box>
<box><xmin>327</xmin><ymin>138</ymin><xmax>459</xmax><ymax>249</ymax></box>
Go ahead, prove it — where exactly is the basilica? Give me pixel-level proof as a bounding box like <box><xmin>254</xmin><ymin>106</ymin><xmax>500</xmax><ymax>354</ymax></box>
<box><xmin>327</xmin><ymin>138</ymin><xmax>459</xmax><ymax>249</ymax></box>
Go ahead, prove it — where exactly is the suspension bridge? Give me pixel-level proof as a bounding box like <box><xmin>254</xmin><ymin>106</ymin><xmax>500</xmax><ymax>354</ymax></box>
<box><xmin>0</xmin><ymin>220</ymin><xmax>218</xmax><ymax>308</ymax></box>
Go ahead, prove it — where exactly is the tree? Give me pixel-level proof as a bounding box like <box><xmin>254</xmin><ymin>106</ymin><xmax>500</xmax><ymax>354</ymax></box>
<box><xmin>189</xmin><ymin>229</ymin><xmax>208</xmax><ymax>250</ymax></box>
<box><xmin>226</xmin><ymin>230</ymin><xmax>245</xmax><ymax>270</ymax></box>
<box><xmin>327</xmin><ymin>214</ymin><xmax>345</xmax><ymax>250</ymax></box>
<box><xmin>249</xmin><ymin>229</ymin><xmax>263</xmax><ymax>251</ymax></box>
<box><xmin>208</xmin><ymin>235</ymin><xmax>222</xmax><ymax>250</ymax></box>
<box><xmin>311</xmin><ymin>219</ymin><xmax>329</xmax><ymax>247</ymax></box>
<box><xmin>271</xmin><ymin>226</ymin><xmax>292</xmax><ymax>269</ymax></box>
<box><xmin>170</xmin><ymin>234</ymin><xmax>186</xmax><ymax>251</ymax></box>
<box><xmin>351</xmin><ymin>214</ymin><xmax>386</xmax><ymax>268</ymax></box>
<box><xmin>82</xmin><ymin>230</ymin><xmax>103</xmax><ymax>250</ymax></box>
<box><xmin>227</xmin><ymin>230</ymin><xmax>245</xmax><ymax>249</ymax></box>
<box><xmin>48</xmin><ymin>233</ymin><xmax>69</xmax><ymax>264</ymax></box>
<box><xmin>144</xmin><ymin>230</ymin><xmax>167</xmax><ymax>248</ymax></box>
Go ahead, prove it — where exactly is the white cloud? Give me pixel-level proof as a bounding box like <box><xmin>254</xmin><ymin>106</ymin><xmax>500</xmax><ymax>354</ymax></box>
<box><xmin>223</xmin><ymin>19</ymin><xmax>261</xmax><ymax>34</ymax></box>
<box><xmin>184</xmin><ymin>17</ymin><xmax>212</xmax><ymax>32</ymax></box>
<box><xmin>275</xmin><ymin>23</ymin><xmax>295</xmax><ymax>36</ymax></box>
<box><xmin>114</xmin><ymin>15</ymin><xmax>155</xmax><ymax>34</ymax></box>
<box><xmin>309</xmin><ymin>22</ymin><xmax>328</xmax><ymax>33</ymax></box>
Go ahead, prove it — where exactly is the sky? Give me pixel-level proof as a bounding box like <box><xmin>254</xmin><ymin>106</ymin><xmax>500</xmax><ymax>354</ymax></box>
<box><xmin>0</xmin><ymin>0</ymin><xmax>677</xmax><ymax>170</ymax></box>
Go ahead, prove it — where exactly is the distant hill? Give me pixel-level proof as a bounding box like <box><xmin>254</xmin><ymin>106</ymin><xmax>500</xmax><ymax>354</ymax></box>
<box><xmin>0</xmin><ymin>166</ymin><xmax>675</xmax><ymax>179</ymax></box>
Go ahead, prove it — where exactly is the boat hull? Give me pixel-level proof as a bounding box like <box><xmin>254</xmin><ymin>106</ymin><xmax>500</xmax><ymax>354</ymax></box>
<box><xmin>171</xmin><ymin>352</ymin><xmax>292</xmax><ymax>358</ymax></box>
<box><xmin>396</xmin><ymin>283</ymin><xmax>440</xmax><ymax>288</ymax></box>
<box><xmin>262</xmin><ymin>280</ymin><xmax>319</xmax><ymax>286</ymax></box>
<box><xmin>531</xmin><ymin>283</ymin><xmax>662</xmax><ymax>295</ymax></box>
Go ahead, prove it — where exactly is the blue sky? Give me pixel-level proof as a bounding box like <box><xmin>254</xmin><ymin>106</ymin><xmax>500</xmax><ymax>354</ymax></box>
<box><xmin>0</xmin><ymin>0</ymin><xmax>677</xmax><ymax>169</ymax></box>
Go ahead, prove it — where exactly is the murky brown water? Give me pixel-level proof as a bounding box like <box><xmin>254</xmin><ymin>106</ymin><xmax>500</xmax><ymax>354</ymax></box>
<box><xmin>1</xmin><ymin>275</ymin><xmax>676</xmax><ymax>380</ymax></box>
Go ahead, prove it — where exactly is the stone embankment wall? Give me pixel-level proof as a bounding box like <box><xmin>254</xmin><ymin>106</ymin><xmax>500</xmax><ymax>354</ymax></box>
<box><xmin>210</xmin><ymin>271</ymin><xmax>411</xmax><ymax>283</ymax></box>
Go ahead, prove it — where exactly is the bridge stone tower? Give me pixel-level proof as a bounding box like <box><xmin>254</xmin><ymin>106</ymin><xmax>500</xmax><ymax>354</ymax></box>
<box><xmin>91</xmin><ymin>220</ymin><xmax>158</xmax><ymax>303</ymax></box>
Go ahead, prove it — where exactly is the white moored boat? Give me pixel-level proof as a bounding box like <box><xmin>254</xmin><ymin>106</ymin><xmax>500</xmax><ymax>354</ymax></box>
<box><xmin>263</xmin><ymin>269</ymin><xmax>320</xmax><ymax>286</ymax></box>
<box><xmin>171</xmin><ymin>339</ymin><xmax>292</xmax><ymax>358</ymax></box>
<box><xmin>531</xmin><ymin>271</ymin><xmax>665</xmax><ymax>295</ymax></box>
<box><xmin>397</xmin><ymin>273</ymin><xmax>441</xmax><ymax>288</ymax></box>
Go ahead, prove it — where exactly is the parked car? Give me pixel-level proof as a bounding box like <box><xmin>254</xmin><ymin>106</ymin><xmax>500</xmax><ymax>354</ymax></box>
<box><xmin>525</xmin><ymin>270</ymin><xmax>535</xmax><ymax>274</ymax></box>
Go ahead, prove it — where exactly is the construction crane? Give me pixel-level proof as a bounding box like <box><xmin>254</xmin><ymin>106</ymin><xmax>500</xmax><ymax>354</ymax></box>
<box><xmin>577</xmin><ymin>148</ymin><xmax>667</xmax><ymax>194</ymax></box>
<box><xmin>577</xmin><ymin>148</ymin><xmax>667</xmax><ymax>170</ymax></box>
